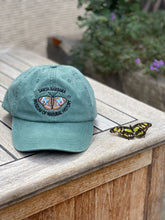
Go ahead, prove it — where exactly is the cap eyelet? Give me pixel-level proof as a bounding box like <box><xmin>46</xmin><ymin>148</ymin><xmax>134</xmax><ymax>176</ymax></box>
<box><xmin>50</xmin><ymin>65</ymin><xmax>57</xmax><ymax>68</ymax></box>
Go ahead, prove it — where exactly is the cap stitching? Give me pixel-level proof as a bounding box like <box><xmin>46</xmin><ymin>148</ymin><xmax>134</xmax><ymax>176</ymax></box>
<box><xmin>82</xmin><ymin>77</ymin><xmax>93</xmax><ymax>116</ymax></box>
<box><xmin>33</xmin><ymin>67</ymin><xmax>71</xmax><ymax>117</ymax></box>
<box><xmin>50</xmin><ymin>68</ymin><xmax>53</xmax><ymax>122</ymax></box>
<box><xmin>55</xmin><ymin>65</ymin><xmax>57</xmax><ymax>86</ymax></box>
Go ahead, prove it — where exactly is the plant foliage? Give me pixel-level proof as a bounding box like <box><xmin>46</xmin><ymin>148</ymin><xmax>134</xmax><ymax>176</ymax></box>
<box><xmin>70</xmin><ymin>0</ymin><xmax>165</xmax><ymax>76</ymax></box>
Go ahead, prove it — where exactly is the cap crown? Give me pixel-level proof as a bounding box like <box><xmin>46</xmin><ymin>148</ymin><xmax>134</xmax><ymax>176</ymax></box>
<box><xmin>3</xmin><ymin>65</ymin><xmax>97</xmax><ymax>122</ymax></box>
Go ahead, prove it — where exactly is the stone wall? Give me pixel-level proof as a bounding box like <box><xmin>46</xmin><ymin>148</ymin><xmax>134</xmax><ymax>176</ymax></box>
<box><xmin>119</xmin><ymin>70</ymin><xmax>165</xmax><ymax>112</ymax></box>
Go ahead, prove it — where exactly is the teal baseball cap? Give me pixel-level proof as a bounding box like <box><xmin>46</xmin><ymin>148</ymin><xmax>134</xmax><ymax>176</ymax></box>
<box><xmin>2</xmin><ymin>65</ymin><xmax>97</xmax><ymax>152</ymax></box>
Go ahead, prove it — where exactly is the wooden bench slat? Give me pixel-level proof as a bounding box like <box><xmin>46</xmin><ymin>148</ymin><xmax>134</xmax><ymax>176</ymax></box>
<box><xmin>0</xmin><ymin>85</ymin><xmax>6</xmax><ymax>102</ymax></box>
<box><xmin>0</xmin><ymin>150</ymin><xmax>151</xmax><ymax>218</ymax></box>
<box><xmin>0</xmin><ymin>147</ymin><xmax>15</xmax><ymax>166</ymax></box>
<box><xmin>0</xmin><ymin>72</ymin><xmax>13</xmax><ymax>88</ymax></box>
<box><xmin>0</xmin><ymin>123</ymin><xmax>31</xmax><ymax>159</ymax></box>
<box><xmin>0</xmin><ymin>54</ymin><xmax>30</xmax><ymax>72</ymax></box>
<box><xmin>0</xmin><ymin>106</ymin><xmax>12</xmax><ymax>128</ymax></box>
<box><xmin>9</xmin><ymin>47</ymin><xmax>55</xmax><ymax>67</ymax></box>
<box><xmin>96</xmin><ymin>99</ymin><xmax>136</xmax><ymax>126</ymax></box>
<box><xmin>0</xmin><ymin>61</ymin><xmax>20</xmax><ymax>79</ymax></box>
<box><xmin>94</xmin><ymin>114</ymin><xmax>118</xmax><ymax>131</ymax></box>
<box><xmin>93</xmin><ymin>127</ymin><xmax>101</xmax><ymax>134</ymax></box>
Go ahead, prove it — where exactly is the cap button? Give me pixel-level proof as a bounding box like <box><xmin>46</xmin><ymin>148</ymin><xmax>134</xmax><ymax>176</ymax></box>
<box><xmin>50</xmin><ymin>65</ymin><xmax>57</xmax><ymax>68</ymax></box>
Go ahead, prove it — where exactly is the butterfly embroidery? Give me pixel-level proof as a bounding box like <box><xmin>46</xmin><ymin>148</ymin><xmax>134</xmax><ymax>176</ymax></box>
<box><xmin>110</xmin><ymin>122</ymin><xmax>152</xmax><ymax>139</ymax></box>
<box><xmin>39</xmin><ymin>96</ymin><xmax>67</xmax><ymax>110</ymax></box>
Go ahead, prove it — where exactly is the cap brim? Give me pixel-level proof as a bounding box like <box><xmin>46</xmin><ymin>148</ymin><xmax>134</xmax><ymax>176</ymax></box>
<box><xmin>12</xmin><ymin>117</ymin><xmax>94</xmax><ymax>152</ymax></box>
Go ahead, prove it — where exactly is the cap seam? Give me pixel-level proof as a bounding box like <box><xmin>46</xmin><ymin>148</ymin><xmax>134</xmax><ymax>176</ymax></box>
<box><xmin>55</xmin><ymin>65</ymin><xmax>57</xmax><ymax>86</ymax></box>
<box><xmin>50</xmin><ymin>67</ymin><xmax>54</xmax><ymax>122</ymax></box>
<box><xmin>83</xmin><ymin>78</ymin><xmax>93</xmax><ymax>116</ymax></box>
<box><xmin>12</xmin><ymin>116</ymin><xmax>93</xmax><ymax>123</ymax></box>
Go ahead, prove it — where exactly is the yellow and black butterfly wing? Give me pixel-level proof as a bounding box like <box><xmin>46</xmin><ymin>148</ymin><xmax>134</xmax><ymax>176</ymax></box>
<box><xmin>132</xmin><ymin>122</ymin><xmax>152</xmax><ymax>138</ymax></box>
<box><xmin>110</xmin><ymin>126</ymin><xmax>134</xmax><ymax>139</ymax></box>
<box><xmin>134</xmin><ymin>129</ymin><xmax>147</xmax><ymax>138</ymax></box>
<box><xmin>110</xmin><ymin>122</ymin><xmax>152</xmax><ymax>139</ymax></box>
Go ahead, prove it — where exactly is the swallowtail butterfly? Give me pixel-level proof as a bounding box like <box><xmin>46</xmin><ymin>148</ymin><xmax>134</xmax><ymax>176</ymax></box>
<box><xmin>110</xmin><ymin>122</ymin><xmax>152</xmax><ymax>139</ymax></box>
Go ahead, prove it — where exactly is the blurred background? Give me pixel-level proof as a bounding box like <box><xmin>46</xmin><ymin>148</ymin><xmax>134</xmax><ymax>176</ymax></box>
<box><xmin>0</xmin><ymin>0</ymin><xmax>84</xmax><ymax>56</ymax></box>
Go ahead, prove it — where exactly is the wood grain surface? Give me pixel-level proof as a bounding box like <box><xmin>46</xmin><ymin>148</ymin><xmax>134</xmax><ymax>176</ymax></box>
<box><xmin>25</xmin><ymin>167</ymin><xmax>148</xmax><ymax>220</ymax></box>
<box><xmin>145</xmin><ymin>145</ymin><xmax>165</xmax><ymax>220</ymax></box>
<box><xmin>0</xmin><ymin>150</ymin><xmax>151</xmax><ymax>219</ymax></box>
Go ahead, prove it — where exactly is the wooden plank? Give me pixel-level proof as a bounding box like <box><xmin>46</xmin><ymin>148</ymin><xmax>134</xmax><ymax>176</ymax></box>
<box><xmin>26</xmin><ymin>167</ymin><xmax>148</xmax><ymax>220</ymax></box>
<box><xmin>0</xmin><ymin>61</ymin><xmax>20</xmax><ymax>79</ymax></box>
<box><xmin>0</xmin><ymin>147</ymin><xmax>14</xmax><ymax>166</ymax></box>
<box><xmin>129</xmin><ymin>167</ymin><xmax>148</xmax><ymax>220</ymax></box>
<box><xmin>95</xmin><ymin>181</ymin><xmax>114</xmax><ymax>219</ymax></box>
<box><xmin>9</xmin><ymin>48</ymin><xmax>55</xmax><ymax>66</ymax></box>
<box><xmin>112</xmin><ymin>173</ymin><xmax>132</xmax><ymax>219</ymax></box>
<box><xmin>0</xmin><ymin>123</ymin><xmax>30</xmax><ymax>159</ymax></box>
<box><xmin>0</xmin><ymin>105</ymin><xmax>12</xmax><ymax>128</ymax></box>
<box><xmin>0</xmin><ymin>72</ymin><xmax>13</xmax><ymax>88</ymax></box>
<box><xmin>0</xmin><ymin>85</ymin><xmax>6</xmax><ymax>102</ymax></box>
<box><xmin>94</xmin><ymin>114</ymin><xmax>118</xmax><ymax>131</ymax></box>
<box><xmin>26</xmin><ymin>199</ymin><xmax>75</xmax><ymax>220</ymax></box>
<box><xmin>93</xmin><ymin>127</ymin><xmax>101</xmax><ymax>134</ymax></box>
<box><xmin>75</xmin><ymin>190</ymin><xmax>95</xmax><ymax>220</ymax></box>
<box><xmin>0</xmin><ymin>54</ymin><xmax>30</xmax><ymax>72</ymax></box>
<box><xmin>24</xmin><ymin>207</ymin><xmax>55</xmax><ymax>220</ymax></box>
<box><xmin>96</xmin><ymin>99</ymin><xmax>136</xmax><ymax>125</ymax></box>
<box><xmin>0</xmin><ymin>150</ymin><xmax>152</xmax><ymax>219</ymax></box>
<box><xmin>54</xmin><ymin>198</ymin><xmax>75</xmax><ymax>220</ymax></box>
<box><xmin>95</xmin><ymin>167</ymin><xmax>147</xmax><ymax>220</ymax></box>
<box><xmin>162</xmin><ymin>193</ymin><xmax>165</xmax><ymax>220</ymax></box>
<box><xmin>145</xmin><ymin>145</ymin><xmax>165</xmax><ymax>220</ymax></box>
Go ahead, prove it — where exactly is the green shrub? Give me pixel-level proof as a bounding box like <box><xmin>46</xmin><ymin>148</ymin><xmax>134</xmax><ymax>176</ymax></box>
<box><xmin>70</xmin><ymin>0</ymin><xmax>165</xmax><ymax>76</ymax></box>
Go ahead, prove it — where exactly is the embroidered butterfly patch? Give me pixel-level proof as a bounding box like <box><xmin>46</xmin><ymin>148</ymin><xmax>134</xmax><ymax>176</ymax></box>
<box><xmin>39</xmin><ymin>96</ymin><xmax>67</xmax><ymax>110</ymax></box>
<box><xmin>110</xmin><ymin>122</ymin><xmax>152</xmax><ymax>139</ymax></box>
